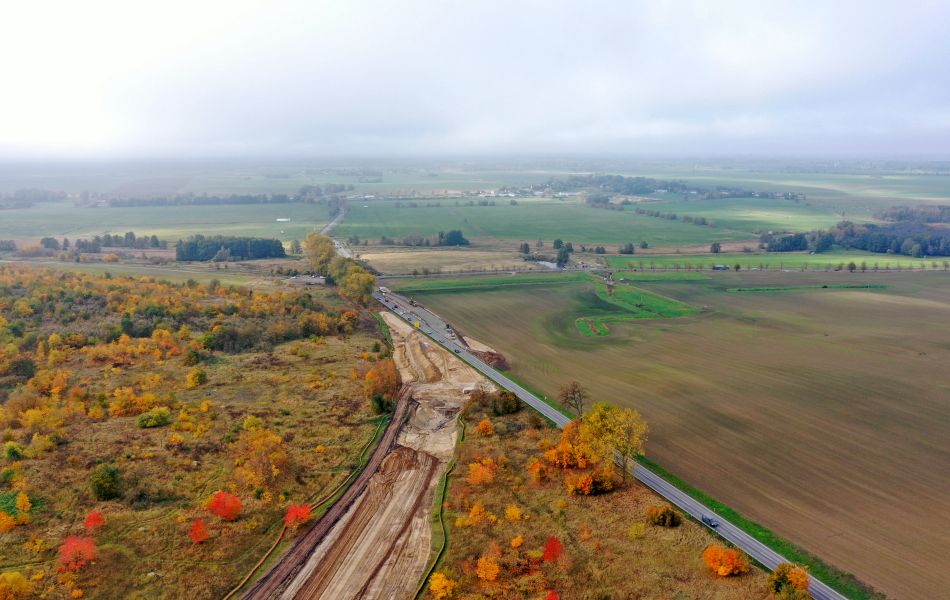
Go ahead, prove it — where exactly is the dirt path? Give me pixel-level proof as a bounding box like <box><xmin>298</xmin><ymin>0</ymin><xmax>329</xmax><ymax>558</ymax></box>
<box><xmin>258</xmin><ymin>314</ymin><xmax>490</xmax><ymax>600</ymax></box>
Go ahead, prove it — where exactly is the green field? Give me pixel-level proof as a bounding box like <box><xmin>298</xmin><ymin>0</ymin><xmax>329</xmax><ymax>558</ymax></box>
<box><xmin>605</xmin><ymin>251</ymin><xmax>947</xmax><ymax>271</ymax></box>
<box><xmin>406</xmin><ymin>270</ymin><xmax>950</xmax><ymax>599</ymax></box>
<box><xmin>0</xmin><ymin>201</ymin><xmax>328</xmax><ymax>242</ymax></box>
<box><xmin>336</xmin><ymin>198</ymin><xmax>756</xmax><ymax>247</ymax></box>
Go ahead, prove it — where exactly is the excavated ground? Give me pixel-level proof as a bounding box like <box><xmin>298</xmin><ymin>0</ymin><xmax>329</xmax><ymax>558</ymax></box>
<box><xmin>278</xmin><ymin>314</ymin><xmax>491</xmax><ymax>600</ymax></box>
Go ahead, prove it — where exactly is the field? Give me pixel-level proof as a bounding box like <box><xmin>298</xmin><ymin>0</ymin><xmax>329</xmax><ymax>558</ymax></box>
<box><xmin>397</xmin><ymin>271</ymin><xmax>950</xmax><ymax>599</ymax></box>
<box><xmin>336</xmin><ymin>198</ymin><xmax>757</xmax><ymax>247</ymax></box>
<box><xmin>0</xmin><ymin>201</ymin><xmax>328</xmax><ymax>243</ymax></box>
<box><xmin>354</xmin><ymin>247</ymin><xmax>545</xmax><ymax>276</ymax></box>
<box><xmin>604</xmin><ymin>251</ymin><xmax>948</xmax><ymax>271</ymax></box>
<box><xmin>427</xmin><ymin>394</ymin><xmax>771</xmax><ymax>599</ymax></box>
<box><xmin>0</xmin><ymin>266</ymin><xmax>391</xmax><ymax>599</ymax></box>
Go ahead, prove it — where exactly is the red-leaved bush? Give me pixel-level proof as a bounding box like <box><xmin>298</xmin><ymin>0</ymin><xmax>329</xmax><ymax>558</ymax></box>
<box><xmin>58</xmin><ymin>536</ymin><xmax>98</xmax><ymax>572</ymax></box>
<box><xmin>188</xmin><ymin>519</ymin><xmax>209</xmax><ymax>544</ymax></box>
<box><xmin>83</xmin><ymin>511</ymin><xmax>106</xmax><ymax>531</ymax></box>
<box><xmin>542</xmin><ymin>536</ymin><xmax>564</xmax><ymax>563</ymax></box>
<box><xmin>208</xmin><ymin>491</ymin><xmax>242</xmax><ymax>521</ymax></box>
<box><xmin>284</xmin><ymin>504</ymin><xmax>312</xmax><ymax>528</ymax></box>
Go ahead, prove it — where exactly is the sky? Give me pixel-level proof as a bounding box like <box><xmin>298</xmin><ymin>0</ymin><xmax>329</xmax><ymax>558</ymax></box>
<box><xmin>2</xmin><ymin>0</ymin><xmax>949</xmax><ymax>159</ymax></box>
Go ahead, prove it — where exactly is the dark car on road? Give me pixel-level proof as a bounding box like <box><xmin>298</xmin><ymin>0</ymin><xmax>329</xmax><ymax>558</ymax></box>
<box><xmin>701</xmin><ymin>514</ymin><xmax>720</xmax><ymax>527</ymax></box>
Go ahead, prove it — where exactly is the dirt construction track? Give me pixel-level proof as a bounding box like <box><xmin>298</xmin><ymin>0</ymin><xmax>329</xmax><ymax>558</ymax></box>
<box><xmin>244</xmin><ymin>313</ymin><xmax>489</xmax><ymax>599</ymax></box>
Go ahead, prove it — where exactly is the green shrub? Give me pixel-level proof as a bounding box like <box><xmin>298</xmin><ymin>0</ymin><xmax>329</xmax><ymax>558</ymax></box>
<box><xmin>647</xmin><ymin>504</ymin><xmax>681</xmax><ymax>527</ymax></box>
<box><xmin>3</xmin><ymin>442</ymin><xmax>24</xmax><ymax>461</ymax></box>
<box><xmin>491</xmin><ymin>391</ymin><xmax>522</xmax><ymax>416</ymax></box>
<box><xmin>137</xmin><ymin>407</ymin><xmax>171</xmax><ymax>429</ymax></box>
<box><xmin>90</xmin><ymin>464</ymin><xmax>122</xmax><ymax>500</ymax></box>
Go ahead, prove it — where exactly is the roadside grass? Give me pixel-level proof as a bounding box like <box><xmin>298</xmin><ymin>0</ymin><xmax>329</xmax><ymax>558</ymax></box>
<box><xmin>637</xmin><ymin>456</ymin><xmax>885</xmax><ymax>600</ymax></box>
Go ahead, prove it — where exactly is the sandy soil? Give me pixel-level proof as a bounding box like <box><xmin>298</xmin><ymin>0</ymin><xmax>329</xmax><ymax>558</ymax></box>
<box><xmin>461</xmin><ymin>335</ymin><xmax>497</xmax><ymax>354</ymax></box>
<box><xmin>278</xmin><ymin>313</ymin><xmax>490</xmax><ymax>600</ymax></box>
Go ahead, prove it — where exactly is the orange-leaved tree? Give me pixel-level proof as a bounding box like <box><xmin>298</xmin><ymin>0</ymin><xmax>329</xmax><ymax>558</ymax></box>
<box><xmin>428</xmin><ymin>572</ymin><xmax>458</xmax><ymax>599</ymax></box>
<box><xmin>466</xmin><ymin>457</ymin><xmax>497</xmax><ymax>486</ymax></box>
<box><xmin>703</xmin><ymin>544</ymin><xmax>750</xmax><ymax>577</ymax></box>
<box><xmin>476</xmin><ymin>555</ymin><xmax>500</xmax><ymax>581</ymax></box>
<box><xmin>768</xmin><ymin>562</ymin><xmax>811</xmax><ymax>597</ymax></box>
<box><xmin>208</xmin><ymin>491</ymin><xmax>243</xmax><ymax>521</ymax></box>
<box><xmin>475</xmin><ymin>418</ymin><xmax>494</xmax><ymax>437</ymax></box>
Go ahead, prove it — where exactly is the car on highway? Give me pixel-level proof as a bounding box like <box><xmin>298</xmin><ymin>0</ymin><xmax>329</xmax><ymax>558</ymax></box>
<box><xmin>453</xmin><ymin>348</ymin><xmax>460</xmax><ymax>353</ymax></box>
<box><xmin>701</xmin><ymin>514</ymin><xmax>720</xmax><ymax>528</ymax></box>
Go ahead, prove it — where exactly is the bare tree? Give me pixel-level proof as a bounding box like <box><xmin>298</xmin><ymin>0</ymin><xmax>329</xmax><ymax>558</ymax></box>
<box><xmin>558</xmin><ymin>381</ymin><xmax>588</xmax><ymax>417</ymax></box>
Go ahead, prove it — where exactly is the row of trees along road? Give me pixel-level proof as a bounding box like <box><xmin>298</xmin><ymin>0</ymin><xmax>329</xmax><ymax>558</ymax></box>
<box><xmin>303</xmin><ymin>232</ymin><xmax>375</xmax><ymax>304</ymax></box>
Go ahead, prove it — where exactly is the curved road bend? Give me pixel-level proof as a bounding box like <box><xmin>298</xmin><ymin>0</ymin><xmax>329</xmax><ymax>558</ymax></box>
<box><xmin>374</xmin><ymin>288</ymin><xmax>848</xmax><ymax>600</ymax></box>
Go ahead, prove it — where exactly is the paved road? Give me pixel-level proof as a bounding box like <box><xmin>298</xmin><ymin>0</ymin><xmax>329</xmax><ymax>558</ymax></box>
<box><xmin>375</xmin><ymin>288</ymin><xmax>848</xmax><ymax>600</ymax></box>
<box><xmin>319</xmin><ymin>208</ymin><xmax>347</xmax><ymax>236</ymax></box>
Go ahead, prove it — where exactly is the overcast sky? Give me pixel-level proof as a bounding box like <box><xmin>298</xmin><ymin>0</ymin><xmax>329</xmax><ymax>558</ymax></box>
<box><xmin>2</xmin><ymin>0</ymin><xmax>949</xmax><ymax>159</ymax></box>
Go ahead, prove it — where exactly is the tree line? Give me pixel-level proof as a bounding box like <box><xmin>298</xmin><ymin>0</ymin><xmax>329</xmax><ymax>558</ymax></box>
<box><xmin>175</xmin><ymin>235</ymin><xmax>286</xmax><ymax>261</ymax></box>
<box><xmin>763</xmin><ymin>221</ymin><xmax>950</xmax><ymax>257</ymax></box>
<box><xmin>876</xmin><ymin>204</ymin><xmax>950</xmax><ymax>223</ymax></box>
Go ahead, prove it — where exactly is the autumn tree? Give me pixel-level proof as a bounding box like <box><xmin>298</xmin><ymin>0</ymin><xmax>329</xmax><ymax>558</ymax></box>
<box><xmin>467</xmin><ymin>457</ymin><xmax>497</xmax><ymax>486</ymax></box>
<box><xmin>0</xmin><ymin>511</ymin><xmax>14</xmax><ymax>533</ymax></box>
<box><xmin>582</xmin><ymin>402</ymin><xmax>648</xmax><ymax>480</ymax></box>
<box><xmin>429</xmin><ymin>572</ymin><xmax>458</xmax><ymax>599</ymax></box>
<box><xmin>14</xmin><ymin>492</ymin><xmax>30</xmax><ymax>524</ymax></box>
<box><xmin>542</xmin><ymin>536</ymin><xmax>564</xmax><ymax>563</ymax></box>
<box><xmin>58</xmin><ymin>537</ymin><xmax>98</xmax><ymax>572</ymax></box>
<box><xmin>234</xmin><ymin>426</ymin><xmax>289</xmax><ymax>491</ymax></box>
<box><xmin>303</xmin><ymin>233</ymin><xmax>337</xmax><ymax>275</ymax></box>
<box><xmin>208</xmin><ymin>491</ymin><xmax>243</xmax><ymax>521</ymax></box>
<box><xmin>768</xmin><ymin>563</ymin><xmax>812</xmax><ymax>598</ymax></box>
<box><xmin>340</xmin><ymin>268</ymin><xmax>376</xmax><ymax>305</ymax></box>
<box><xmin>284</xmin><ymin>504</ymin><xmax>312</xmax><ymax>529</ymax></box>
<box><xmin>475</xmin><ymin>418</ymin><xmax>494</xmax><ymax>437</ymax></box>
<box><xmin>703</xmin><ymin>544</ymin><xmax>750</xmax><ymax>577</ymax></box>
<box><xmin>646</xmin><ymin>505</ymin><xmax>681</xmax><ymax>527</ymax></box>
<box><xmin>83</xmin><ymin>511</ymin><xmax>105</xmax><ymax>531</ymax></box>
<box><xmin>544</xmin><ymin>420</ymin><xmax>599</xmax><ymax>470</ymax></box>
<box><xmin>558</xmin><ymin>381</ymin><xmax>588</xmax><ymax>417</ymax></box>
<box><xmin>185</xmin><ymin>367</ymin><xmax>207</xmax><ymax>388</ymax></box>
<box><xmin>0</xmin><ymin>571</ymin><xmax>32</xmax><ymax>600</ymax></box>
<box><xmin>476</xmin><ymin>554</ymin><xmax>500</xmax><ymax>581</ymax></box>
<box><xmin>188</xmin><ymin>518</ymin><xmax>209</xmax><ymax>544</ymax></box>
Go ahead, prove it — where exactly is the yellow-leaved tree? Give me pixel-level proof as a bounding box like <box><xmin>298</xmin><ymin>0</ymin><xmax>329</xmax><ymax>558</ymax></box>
<box><xmin>582</xmin><ymin>401</ymin><xmax>648</xmax><ymax>480</ymax></box>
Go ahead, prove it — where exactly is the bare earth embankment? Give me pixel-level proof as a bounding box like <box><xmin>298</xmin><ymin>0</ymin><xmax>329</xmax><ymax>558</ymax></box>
<box><xmin>274</xmin><ymin>313</ymin><xmax>490</xmax><ymax>599</ymax></box>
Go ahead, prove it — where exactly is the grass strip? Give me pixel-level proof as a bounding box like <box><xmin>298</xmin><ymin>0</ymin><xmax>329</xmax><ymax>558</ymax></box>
<box><xmin>636</xmin><ymin>455</ymin><xmax>885</xmax><ymax>600</ymax></box>
<box><xmin>393</xmin><ymin>272</ymin><xmax>591</xmax><ymax>294</ymax></box>
<box><xmin>727</xmin><ymin>284</ymin><xmax>889</xmax><ymax>293</ymax></box>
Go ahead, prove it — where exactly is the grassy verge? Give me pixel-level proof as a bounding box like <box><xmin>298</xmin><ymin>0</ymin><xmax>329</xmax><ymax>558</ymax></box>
<box><xmin>372</xmin><ymin>311</ymin><xmax>394</xmax><ymax>348</ymax></box>
<box><xmin>636</xmin><ymin>456</ymin><xmax>884</xmax><ymax>600</ymax></box>
<box><xmin>497</xmin><ymin>371</ymin><xmax>574</xmax><ymax>424</ymax></box>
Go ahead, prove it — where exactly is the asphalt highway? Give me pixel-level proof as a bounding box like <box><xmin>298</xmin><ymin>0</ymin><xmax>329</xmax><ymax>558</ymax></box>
<box><xmin>375</xmin><ymin>287</ymin><xmax>847</xmax><ymax>600</ymax></box>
